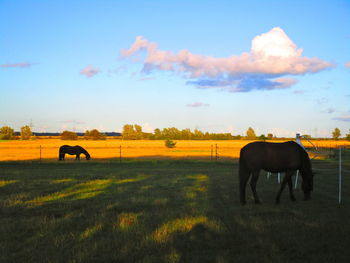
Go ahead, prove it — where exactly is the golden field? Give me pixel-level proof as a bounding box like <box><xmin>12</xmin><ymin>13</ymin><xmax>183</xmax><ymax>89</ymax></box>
<box><xmin>0</xmin><ymin>138</ymin><xmax>349</xmax><ymax>161</ymax></box>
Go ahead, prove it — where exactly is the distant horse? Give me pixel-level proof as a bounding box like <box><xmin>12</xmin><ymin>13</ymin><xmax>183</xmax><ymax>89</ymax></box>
<box><xmin>58</xmin><ymin>145</ymin><xmax>91</xmax><ymax>161</ymax></box>
<box><xmin>239</xmin><ymin>141</ymin><xmax>313</xmax><ymax>205</ymax></box>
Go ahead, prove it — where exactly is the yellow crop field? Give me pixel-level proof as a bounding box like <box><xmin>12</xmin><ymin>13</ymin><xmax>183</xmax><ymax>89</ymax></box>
<box><xmin>0</xmin><ymin>138</ymin><xmax>349</xmax><ymax>161</ymax></box>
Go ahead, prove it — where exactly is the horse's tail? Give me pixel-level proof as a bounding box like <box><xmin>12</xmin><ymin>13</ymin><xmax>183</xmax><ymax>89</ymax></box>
<box><xmin>238</xmin><ymin>149</ymin><xmax>250</xmax><ymax>205</ymax></box>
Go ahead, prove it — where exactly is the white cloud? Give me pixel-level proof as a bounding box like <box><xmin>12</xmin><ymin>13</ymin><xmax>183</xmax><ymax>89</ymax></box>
<box><xmin>186</xmin><ymin>102</ymin><xmax>210</xmax><ymax>107</ymax></box>
<box><xmin>80</xmin><ymin>65</ymin><xmax>100</xmax><ymax>78</ymax></box>
<box><xmin>142</xmin><ymin>123</ymin><xmax>154</xmax><ymax>133</ymax></box>
<box><xmin>333</xmin><ymin>115</ymin><xmax>350</xmax><ymax>122</ymax></box>
<box><xmin>227</xmin><ymin>125</ymin><xmax>234</xmax><ymax>134</ymax></box>
<box><xmin>316</xmin><ymin>97</ymin><xmax>328</xmax><ymax>105</ymax></box>
<box><xmin>326</xmin><ymin>108</ymin><xmax>335</xmax><ymax>114</ymax></box>
<box><xmin>121</xmin><ymin>27</ymin><xmax>334</xmax><ymax>92</ymax></box>
<box><xmin>293</xmin><ymin>90</ymin><xmax>305</xmax><ymax>95</ymax></box>
<box><xmin>0</xmin><ymin>63</ymin><xmax>33</xmax><ymax>68</ymax></box>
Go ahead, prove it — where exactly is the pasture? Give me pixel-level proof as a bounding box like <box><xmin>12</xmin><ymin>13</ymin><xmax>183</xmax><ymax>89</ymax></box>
<box><xmin>0</xmin><ymin>138</ymin><xmax>349</xmax><ymax>161</ymax></box>
<box><xmin>1</xmin><ymin>154</ymin><xmax>350</xmax><ymax>262</ymax></box>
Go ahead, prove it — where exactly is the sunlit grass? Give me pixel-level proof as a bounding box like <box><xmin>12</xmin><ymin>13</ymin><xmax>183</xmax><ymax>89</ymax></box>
<box><xmin>80</xmin><ymin>224</ymin><xmax>103</xmax><ymax>240</ymax></box>
<box><xmin>152</xmin><ymin>216</ymin><xmax>222</xmax><ymax>243</ymax></box>
<box><xmin>0</xmin><ymin>180</ymin><xmax>18</xmax><ymax>187</ymax></box>
<box><xmin>1</xmin><ymin>138</ymin><xmax>348</xmax><ymax>161</ymax></box>
<box><xmin>27</xmin><ymin>179</ymin><xmax>113</xmax><ymax>205</ymax></box>
<box><xmin>115</xmin><ymin>212</ymin><xmax>141</xmax><ymax>231</ymax></box>
<box><xmin>51</xmin><ymin>178</ymin><xmax>75</xmax><ymax>184</ymax></box>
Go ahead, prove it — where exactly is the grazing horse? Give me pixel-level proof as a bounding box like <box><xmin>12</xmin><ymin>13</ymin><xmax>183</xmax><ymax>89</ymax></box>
<box><xmin>239</xmin><ymin>141</ymin><xmax>313</xmax><ymax>205</ymax></box>
<box><xmin>58</xmin><ymin>145</ymin><xmax>91</xmax><ymax>161</ymax></box>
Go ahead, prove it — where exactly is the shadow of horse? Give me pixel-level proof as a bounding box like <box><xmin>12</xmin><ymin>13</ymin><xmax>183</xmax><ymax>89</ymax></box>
<box><xmin>58</xmin><ymin>145</ymin><xmax>91</xmax><ymax>161</ymax></box>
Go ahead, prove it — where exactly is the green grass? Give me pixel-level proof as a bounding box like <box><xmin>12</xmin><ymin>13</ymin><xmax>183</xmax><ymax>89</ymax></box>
<box><xmin>1</xmin><ymin>157</ymin><xmax>350</xmax><ymax>263</ymax></box>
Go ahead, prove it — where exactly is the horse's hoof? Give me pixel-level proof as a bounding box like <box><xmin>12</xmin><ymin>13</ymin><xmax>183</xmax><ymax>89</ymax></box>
<box><xmin>240</xmin><ymin>201</ymin><xmax>247</xmax><ymax>206</ymax></box>
<box><xmin>255</xmin><ymin>200</ymin><xmax>262</xmax><ymax>205</ymax></box>
<box><xmin>275</xmin><ymin>199</ymin><xmax>280</xmax><ymax>204</ymax></box>
<box><xmin>291</xmin><ymin>197</ymin><xmax>296</xmax><ymax>202</ymax></box>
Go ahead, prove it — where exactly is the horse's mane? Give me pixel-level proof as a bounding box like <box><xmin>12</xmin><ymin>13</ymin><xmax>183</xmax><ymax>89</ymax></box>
<box><xmin>76</xmin><ymin>146</ymin><xmax>90</xmax><ymax>156</ymax></box>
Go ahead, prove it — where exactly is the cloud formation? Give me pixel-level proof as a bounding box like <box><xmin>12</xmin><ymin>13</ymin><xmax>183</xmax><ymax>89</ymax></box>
<box><xmin>0</xmin><ymin>63</ymin><xmax>33</xmax><ymax>68</ymax></box>
<box><xmin>332</xmin><ymin>115</ymin><xmax>350</xmax><ymax>122</ymax></box>
<box><xmin>121</xmin><ymin>27</ymin><xmax>334</xmax><ymax>92</ymax></box>
<box><xmin>80</xmin><ymin>65</ymin><xmax>100</xmax><ymax>78</ymax></box>
<box><xmin>326</xmin><ymin>108</ymin><xmax>335</xmax><ymax>114</ymax></box>
<box><xmin>186</xmin><ymin>102</ymin><xmax>210</xmax><ymax>107</ymax></box>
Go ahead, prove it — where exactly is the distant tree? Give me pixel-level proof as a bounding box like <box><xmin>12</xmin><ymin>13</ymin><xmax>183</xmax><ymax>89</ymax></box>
<box><xmin>165</xmin><ymin>138</ymin><xmax>176</xmax><ymax>148</ymax></box>
<box><xmin>346</xmin><ymin>129</ymin><xmax>350</xmax><ymax>141</ymax></box>
<box><xmin>84</xmin><ymin>129</ymin><xmax>106</xmax><ymax>140</ymax></box>
<box><xmin>122</xmin><ymin>124</ymin><xmax>143</xmax><ymax>140</ymax></box>
<box><xmin>61</xmin><ymin>130</ymin><xmax>78</xmax><ymax>140</ymax></box>
<box><xmin>134</xmin><ymin>125</ymin><xmax>143</xmax><ymax>139</ymax></box>
<box><xmin>20</xmin><ymin>125</ymin><xmax>32</xmax><ymax>140</ymax></box>
<box><xmin>153</xmin><ymin>128</ymin><xmax>162</xmax><ymax>140</ymax></box>
<box><xmin>267</xmin><ymin>133</ymin><xmax>273</xmax><ymax>140</ymax></box>
<box><xmin>181</xmin><ymin>128</ymin><xmax>192</xmax><ymax>140</ymax></box>
<box><xmin>246</xmin><ymin>127</ymin><xmax>256</xmax><ymax>140</ymax></box>
<box><xmin>258</xmin><ymin>134</ymin><xmax>267</xmax><ymax>141</ymax></box>
<box><xmin>0</xmin><ymin>126</ymin><xmax>14</xmax><ymax>140</ymax></box>
<box><xmin>193</xmin><ymin>129</ymin><xmax>204</xmax><ymax>140</ymax></box>
<box><xmin>84</xmin><ymin>130</ymin><xmax>91</xmax><ymax>139</ymax></box>
<box><xmin>332</xmin><ymin>128</ymin><xmax>341</xmax><ymax>140</ymax></box>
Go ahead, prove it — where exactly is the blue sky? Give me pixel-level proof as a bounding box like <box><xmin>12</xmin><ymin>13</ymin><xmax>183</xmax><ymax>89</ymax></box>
<box><xmin>0</xmin><ymin>0</ymin><xmax>349</xmax><ymax>137</ymax></box>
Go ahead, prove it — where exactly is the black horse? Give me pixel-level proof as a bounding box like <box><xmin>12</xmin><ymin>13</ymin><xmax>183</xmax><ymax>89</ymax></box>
<box><xmin>239</xmin><ymin>141</ymin><xmax>313</xmax><ymax>205</ymax></box>
<box><xmin>58</xmin><ymin>145</ymin><xmax>91</xmax><ymax>161</ymax></box>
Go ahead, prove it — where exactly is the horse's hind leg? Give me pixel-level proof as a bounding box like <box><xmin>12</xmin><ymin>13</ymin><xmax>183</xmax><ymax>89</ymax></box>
<box><xmin>276</xmin><ymin>172</ymin><xmax>291</xmax><ymax>204</ymax></box>
<box><xmin>239</xmin><ymin>171</ymin><xmax>251</xmax><ymax>205</ymax></box>
<box><xmin>250</xmin><ymin>170</ymin><xmax>262</xmax><ymax>204</ymax></box>
<box><xmin>287</xmin><ymin>171</ymin><xmax>296</xmax><ymax>202</ymax></box>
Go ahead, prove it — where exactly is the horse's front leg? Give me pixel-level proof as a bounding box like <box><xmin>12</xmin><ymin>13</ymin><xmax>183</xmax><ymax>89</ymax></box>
<box><xmin>76</xmin><ymin>154</ymin><xmax>80</xmax><ymax>160</ymax></box>
<box><xmin>250</xmin><ymin>170</ymin><xmax>262</xmax><ymax>204</ymax></box>
<box><xmin>287</xmin><ymin>171</ymin><xmax>296</xmax><ymax>202</ymax></box>
<box><xmin>276</xmin><ymin>173</ymin><xmax>288</xmax><ymax>204</ymax></box>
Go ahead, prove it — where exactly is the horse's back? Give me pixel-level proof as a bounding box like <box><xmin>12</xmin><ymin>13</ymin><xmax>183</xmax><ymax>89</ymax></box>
<box><xmin>59</xmin><ymin>145</ymin><xmax>71</xmax><ymax>151</ymax></box>
<box><xmin>59</xmin><ymin>145</ymin><xmax>79</xmax><ymax>154</ymax></box>
<box><xmin>240</xmin><ymin>141</ymin><xmax>305</xmax><ymax>172</ymax></box>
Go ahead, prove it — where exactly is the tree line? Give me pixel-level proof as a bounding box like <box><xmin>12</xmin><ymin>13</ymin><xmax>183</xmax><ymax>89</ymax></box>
<box><xmin>120</xmin><ymin>124</ymin><xmax>350</xmax><ymax>141</ymax></box>
<box><xmin>0</xmin><ymin>125</ymin><xmax>349</xmax><ymax>141</ymax></box>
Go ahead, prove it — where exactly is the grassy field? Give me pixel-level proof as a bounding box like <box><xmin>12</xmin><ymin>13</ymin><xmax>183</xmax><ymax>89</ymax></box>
<box><xmin>1</xmin><ymin>153</ymin><xmax>350</xmax><ymax>263</ymax></box>
<box><xmin>1</xmin><ymin>138</ymin><xmax>349</xmax><ymax>161</ymax></box>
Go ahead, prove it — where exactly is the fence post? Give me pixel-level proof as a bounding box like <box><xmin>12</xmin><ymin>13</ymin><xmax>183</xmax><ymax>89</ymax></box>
<box><xmin>294</xmin><ymin>170</ymin><xmax>299</xmax><ymax>189</ymax></box>
<box><xmin>119</xmin><ymin>145</ymin><xmax>122</xmax><ymax>163</ymax></box>
<box><xmin>39</xmin><ymin>145</ymin><xmax>42</xmax><ymax>163</ymax></box>
<box><xmin>339</xmin><ymin>147</ymin><xmax>342</xmax><ymax>204</ymax></box>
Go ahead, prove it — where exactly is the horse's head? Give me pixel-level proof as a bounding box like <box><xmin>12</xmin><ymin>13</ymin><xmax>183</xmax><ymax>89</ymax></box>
<box><xmin>301</xmin><ymin>171</ymin><xmax>314</xmax><ymax>200</ymax></box>
<box><xmin>86</xmin><ymin>154</ymin><xmax>91</xmax><ymax>160</ymax></box>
